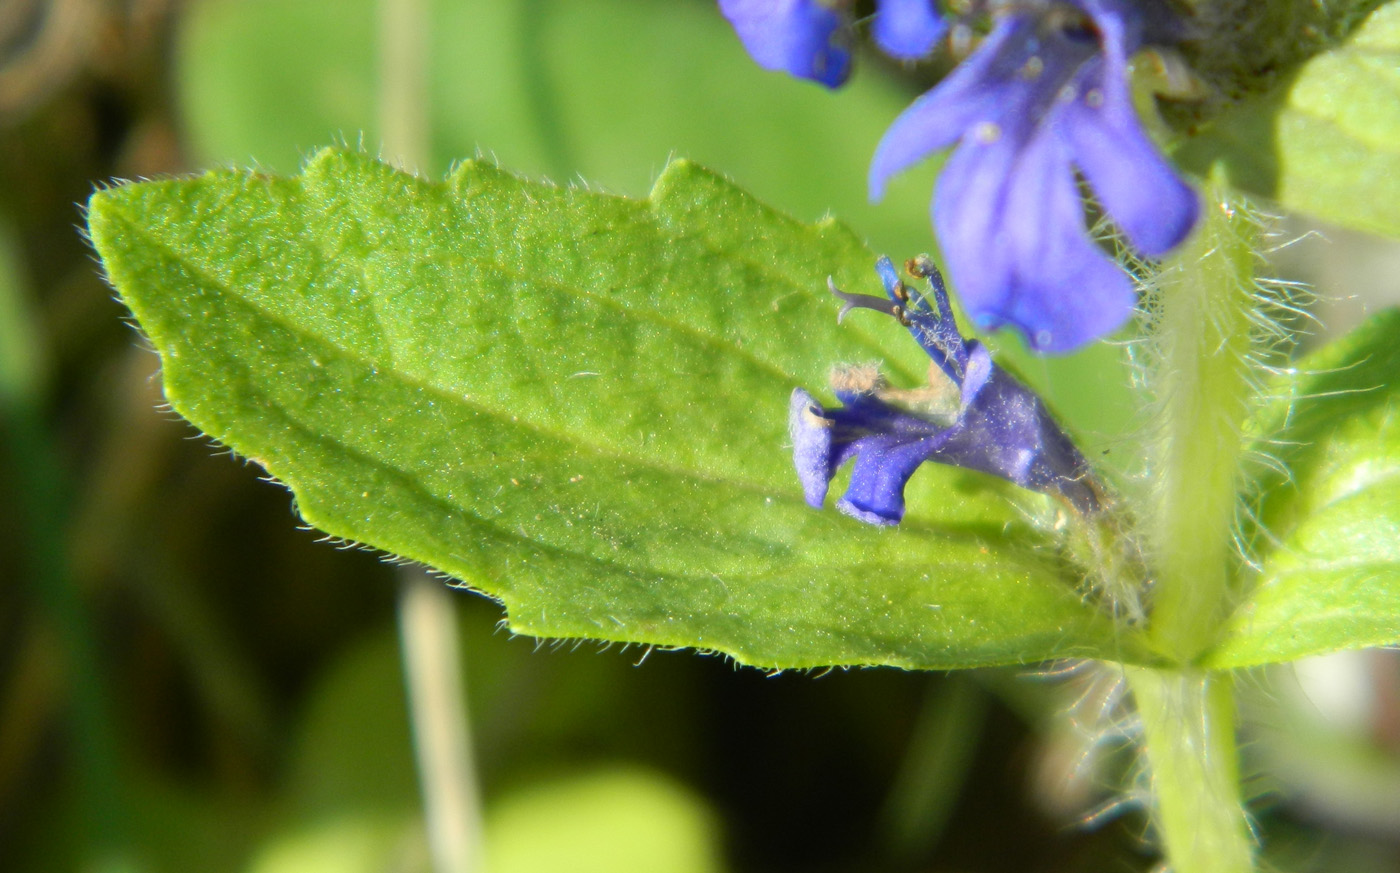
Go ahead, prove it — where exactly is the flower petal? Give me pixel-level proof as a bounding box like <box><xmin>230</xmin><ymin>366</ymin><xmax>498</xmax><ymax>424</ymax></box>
<box><xmin>789</xmin><ymin>387</ymin><xmax>836</xmax><ymax>507</ymax></box>
<box><xmin>718</xmin><ymin>0</ymin><xmax>851</xmax><ymax>88</ymax></box>
<box><xmin>957</xmin><ymin>341</ymin><xmax>994</xmax><ymax>413</ymax></box>
<box><xmin>873</xmin><ymin>0</ymin><xmax>947</xmax><ymax>61</ymax></box>
<box><xmin>868</xmin><ymin>15</ymin><xmax>1037</xmax><ymax>201</ymax></box>
<box><xmin>1058</xmin><ymin>57</ymin><xmax>1198</xmax><ymax>257</ymax></box>
<box><xmin>929</xmin><ymin>119</ymin><xmax>1020</xmax><ymax>325</ymax></box>
<box><xmin>937</xmin><ymin>365</ymin><xmax>1101</xmax><ymax>514</ymax></box>
<box><xmin>936</xmin><ymin>125</ymin><xmax>1135</xmax><ymax>352</ymax></box>
<box><xmin>837</xmin><ymin>430</ymin><xmax>955</xmax><ymax>525</ymax></box>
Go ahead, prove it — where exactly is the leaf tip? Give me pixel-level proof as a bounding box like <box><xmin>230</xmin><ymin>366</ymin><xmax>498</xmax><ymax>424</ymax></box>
<box><xmin>84</xmin><ymin>182</ymin><xmax>138</xmax><ymax>269</ymax></box>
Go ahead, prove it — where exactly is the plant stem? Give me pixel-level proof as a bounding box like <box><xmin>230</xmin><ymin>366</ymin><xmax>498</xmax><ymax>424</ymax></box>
<box><xmin>1</xmin><ymin>225</ymin><xmax>129</xmax><ymax>862</ymax></box>
<box><xmin>380</xmin><ymin>2</ymin><xmax>484</xmax><ymax>871</ymax></box>
<box><xmin>516</xmin><ymin>0</ymin><xmax>576</xmax><ymax>179</ymax></box>
<box><xmin>1130</xmin><ymin>181</ymin><xmax>1261</xmax><ymax>872</ymax></box>
<box><xmin>1145</xmin><ymin>186</ymin><xmax>1257</xmax><ymax>661</ymax></box>
<box><xmin>399</xmin><ymin>571</ymin><xmax>485</xmax><ymax>873</ymax></box>
<box><xmin>1129</xmin><ymin>669</ymin><xmax>1253</xmax><ymax>873</ymax></box>
<box><xmin>379</xmin><ymin>0</ymin><xmax>430</xmax><ymax>174</ymax></box>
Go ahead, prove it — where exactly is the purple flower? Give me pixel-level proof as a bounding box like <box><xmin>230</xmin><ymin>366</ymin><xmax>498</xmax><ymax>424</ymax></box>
<box><xmin>873</xmin><ymin>0</ymin><xmax>947</xmax><ymax>60</ymax></box>
<box><xmin>791</xmin><ymin>256</ymin><xmax>1102</xmax><ymax>525</ymax></box>
<box><xmin>717</xmin><ymin>0</ymin><xmax>852</xmax><ymax>88</ymax></box>
<box><xmin>721</xmin><ymin>0</ymin><xmax>1199</xmax><ymax>352</ymax></box>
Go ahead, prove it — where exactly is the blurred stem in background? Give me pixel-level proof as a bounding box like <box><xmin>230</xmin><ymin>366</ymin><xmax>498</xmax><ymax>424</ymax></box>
<box><xmin>399</xmin><ymin>571</ymin><xmax>484</xmax><ymax>873</ymax></box>
<box><xmin>516</xmin><ymin>0</ymin><xmax>574</xmax><ymax>181</ymax></box>
<box><xmin>0</xmin><ymin>219</ymin><xmax>130</xmax><ymax>865</ymax></box>
<box><xmin>379</xmin><ymin>0</ymin><xmax>428</xmax><ymax>176</ymax></box>
<box><xmin>379</xmin><ymin>0</ymin><xmax>485</xmax><ymax>870</ymax></box>
<box><xmin>876</xmin><ymin>674</ymin><xmax>987</xmax><ymax>864</ymax></box>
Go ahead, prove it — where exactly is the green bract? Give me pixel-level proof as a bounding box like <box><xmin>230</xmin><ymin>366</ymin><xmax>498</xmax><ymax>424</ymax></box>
<box><xmin>88</xmin><ymin>149</ymin><xmax>1138</xmax><ymax>670</ymax></box>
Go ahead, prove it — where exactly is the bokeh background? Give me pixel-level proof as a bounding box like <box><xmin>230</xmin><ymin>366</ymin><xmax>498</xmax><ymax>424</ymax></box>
<box><xmin>4</xmin><ymin>1</ymin><xmax>1400</xmax><ymax>871</ymax></box>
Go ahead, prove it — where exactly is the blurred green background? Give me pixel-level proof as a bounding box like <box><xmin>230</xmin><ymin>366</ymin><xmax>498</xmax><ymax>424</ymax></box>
<box><xmin>4</xmin><ymin>1</ymin><xmax>1400</xmax><ymax>871</ymax></box>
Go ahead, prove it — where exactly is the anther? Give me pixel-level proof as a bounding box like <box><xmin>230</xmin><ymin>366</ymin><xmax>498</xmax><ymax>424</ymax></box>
<box><xmin>906</xmin><ymin>255</ymin><xmax>938</xmax><ymax>279</ymax></box>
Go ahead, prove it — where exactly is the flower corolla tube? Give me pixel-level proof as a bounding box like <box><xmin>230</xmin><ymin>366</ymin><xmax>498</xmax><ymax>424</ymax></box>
<box><xmin>790</xmin><ymin>256</ymin><xmax>1103</xmax><ymax>525</ymax></box>
<box><xmin>719</xmin><ymin>0</ymin><xmax>1200</xmax><ymax>352</ymax></box>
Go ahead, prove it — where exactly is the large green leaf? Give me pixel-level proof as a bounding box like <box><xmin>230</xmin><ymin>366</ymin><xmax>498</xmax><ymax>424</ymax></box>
<box><xmin>1175</xmin><ymin>1</ymin><xmax>1400</xmax><ymax>238</ymax></box>
<box><xmin>88</xmin><ymin>149</ymin><xmax>1141</xmax><ymax>670</ymax></box>
<box><xmin>1205</xmin><ymin>309</ymin><xmax>1400</xmax><ymax>667</ymax></box>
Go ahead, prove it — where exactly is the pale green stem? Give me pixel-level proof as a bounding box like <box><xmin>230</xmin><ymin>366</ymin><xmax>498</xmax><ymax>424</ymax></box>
<box><xmin>1128</xmin><ymin>182</ymin><xmax>1260</xmax><ymax>872</ymax></box>
<box><xmin>1146</xmin><ymin>186</ymin><xmax>1257</xmax><ymax>661</ymax></box>
<box><xmin>1129</xmin><ymin>669</ymin><xmax>1253</xmax><ymax>873</ymax></box>
<box><xmin>399</xmin><ymin>571</ymin><xmax>485</xmax><ymax>873</ymax></box>
<box><xmin>378</xmin><ymin>0</ymin><xmax>430</xmax><ymax>174</ymax></box>
<box><xmin>516</xmin><ymin>0</ymin><xmax>575</xmax><ymax>179</ymax></box>
<box><xmin>379</xmin><ymin>2</ymin><xmax>485</xmax><ymax>871</ymax></box>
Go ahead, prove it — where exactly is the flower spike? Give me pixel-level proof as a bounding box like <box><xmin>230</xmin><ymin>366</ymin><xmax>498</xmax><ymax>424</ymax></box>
<box><xmin>792</xmin><ymin>256</ymin><xmax>1104</xmax><ymax>525</ymax></box>
<box><xmin>720</xmin><ymin>0</ymin><xmax>1200</xmax><ymax>352</ymax></box>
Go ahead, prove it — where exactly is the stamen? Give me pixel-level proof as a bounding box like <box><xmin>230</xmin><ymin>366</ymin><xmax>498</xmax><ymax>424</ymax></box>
<box><xmin>906</xmin><ymin>255</ymin><xmax>936</xmax><ymax>279</ymax></box>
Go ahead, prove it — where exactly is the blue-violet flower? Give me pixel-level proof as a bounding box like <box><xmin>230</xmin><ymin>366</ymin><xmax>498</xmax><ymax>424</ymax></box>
<box><xmin>791</xmin><ymin>255</ymin><xmax>1102</xmax><ymax>525</ymax></box>
<box><xmin>721</xmin><ymin>0</ymin><xmax>1200</xmax><ymax>353</ymax></box>
<box><xmin>717</xmin><ymin>0</ymin><xmax>852</xmax><ymax>88</ymax></box>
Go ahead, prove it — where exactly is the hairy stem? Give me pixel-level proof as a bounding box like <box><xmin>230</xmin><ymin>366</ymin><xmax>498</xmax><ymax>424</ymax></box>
<box><xmin>1129</xmin><ymin>669</ymin><xmax>1253</xmax><ymax>873</ymax></box>
<box><xmin>1145</xmin><ymin>186</ymin><xmax>1258</xmax><ymax>661</ymax></box>
<box><xmin>1130</xmin><ymin>181</ymin><xmax>1261</xmax><ymax>872</ymax></box>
